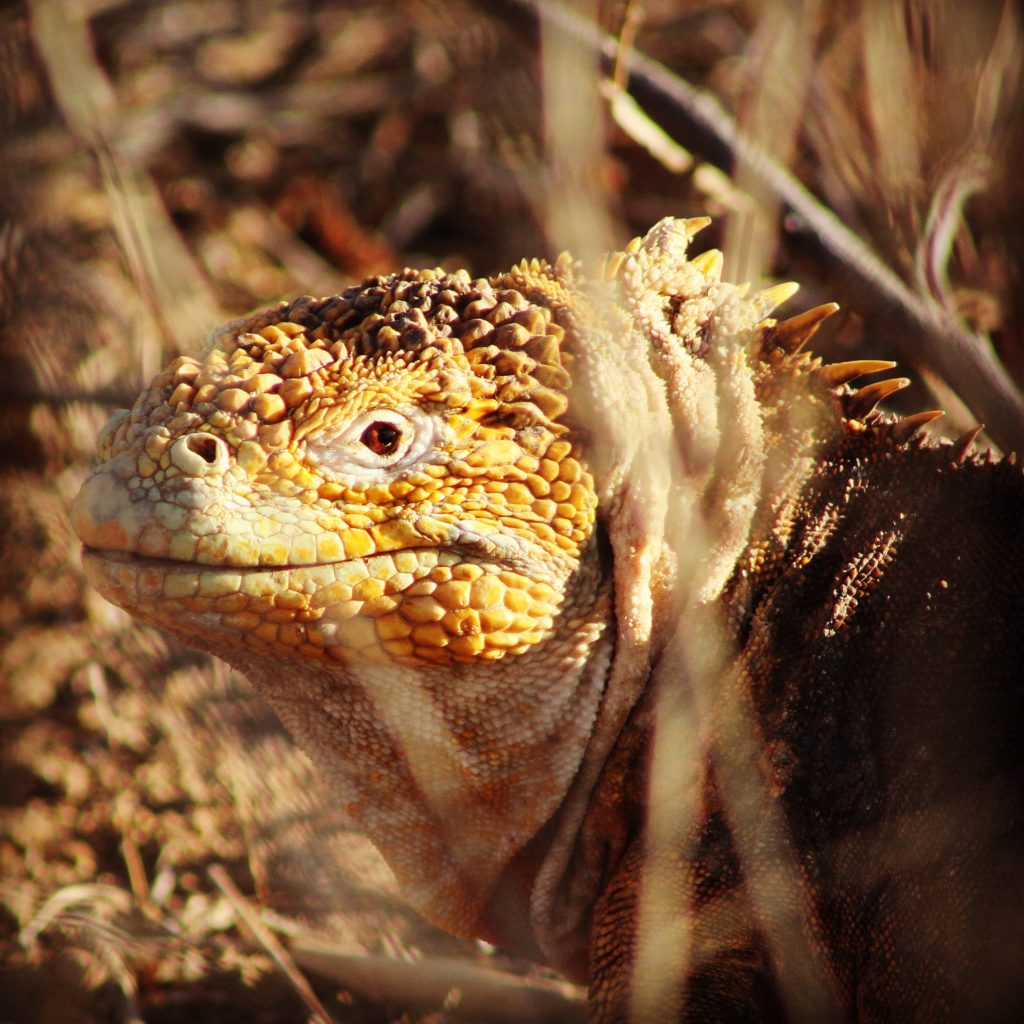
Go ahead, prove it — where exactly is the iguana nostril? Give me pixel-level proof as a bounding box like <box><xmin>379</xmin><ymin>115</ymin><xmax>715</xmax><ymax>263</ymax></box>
<box><xmin>189</xmin><ymin>434</ymin><xmax>220</xmax><ymax>463</ymax></box>
<box><xmin>169</xmin><ymin>432</ymin><xmax>229</xmax><ymax>476</ymax></box>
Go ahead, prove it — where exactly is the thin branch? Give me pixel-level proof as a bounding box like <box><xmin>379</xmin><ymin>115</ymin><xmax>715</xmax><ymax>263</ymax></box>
<box><xmin>291</xmin><ymin>936</ymin><xmax>586</xmax><ymax>1023</ymax></box>
<box><xmin>208</xmin><ymin>865</ymin><xmax>337</xmax><ymax>1024</ymax></box>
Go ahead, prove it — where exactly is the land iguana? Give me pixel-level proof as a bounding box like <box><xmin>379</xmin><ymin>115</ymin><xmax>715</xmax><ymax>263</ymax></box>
<box><xmin>71</xmin><ymin>218</ymin><xmax>1024</xmax><ymax>1021</ymax></box>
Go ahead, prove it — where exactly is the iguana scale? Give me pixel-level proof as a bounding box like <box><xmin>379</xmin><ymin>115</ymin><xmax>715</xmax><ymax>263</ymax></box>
<box><xmin>71</xmin><ymin>218</ymin><xmax>1024</xmax><ymax>1021</ymax></box>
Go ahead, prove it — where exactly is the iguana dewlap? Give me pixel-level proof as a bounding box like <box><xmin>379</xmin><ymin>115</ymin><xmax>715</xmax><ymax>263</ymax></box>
<box><xmin>72</xmin><ymin>219</ymin><xmax>1024</xmax><ymax>1021</ymax></box>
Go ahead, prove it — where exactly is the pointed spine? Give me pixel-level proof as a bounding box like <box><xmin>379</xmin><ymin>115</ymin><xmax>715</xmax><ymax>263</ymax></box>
<box><xmin>690</xmin><ymin>248</ymin><xmax>723</xmax><ymax>282</ymax></box>
<box><xmin>816</xmin><ymin>360</ymin><xmax>897</xmax><ymax>387</ymax></box>
<box><xmin>846</xmin><ymin>377</ymin><xmax>911</xmax><ymax>419</ymax></box>
<box><xmin>754</xmin><ymin>281</ymin><xmax>800</xmax><ymax>316</ymax></box>
<box><xmin>765</xmin><ymin>302</ymin><xmax>840</xmax><ymax>355</ymax></box>
<box><xmin>681</xmin><ymin>216</ymin><xmax>712</xmax><ymax>238</ymax></box>
<box><xmin>890</xmin><ymin>410</ymin><xmax>943</xmax><ymax>445</ymax></box>
<box><xmin>950</xmin><ymin>426</ymin><xmax>984</xmax><ymax>463</ymax></box>
<box><xmin>596</xmin><ymin>251</ymin><xmax>622</xmax><ymax>280</ymax></box>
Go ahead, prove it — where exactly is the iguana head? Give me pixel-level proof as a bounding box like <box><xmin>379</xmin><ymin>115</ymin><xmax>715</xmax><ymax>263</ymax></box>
<box><xmin>72</xmin><ymin>265</ymin><xmax>598</xmax><ymax>669</ymax></box>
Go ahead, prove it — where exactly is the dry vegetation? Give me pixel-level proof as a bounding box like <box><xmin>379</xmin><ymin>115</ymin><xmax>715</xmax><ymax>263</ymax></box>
<box><xmin>1</xmin><ymin>0</ymin><xmax>1021</xmax><ymax>1020</ymax></box>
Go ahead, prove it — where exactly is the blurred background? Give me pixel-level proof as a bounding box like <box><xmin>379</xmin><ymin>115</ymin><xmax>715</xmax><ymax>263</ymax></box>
<box><xmin>1</xmin><ymin>1</ymin><xmax>1021</xmax><ymax>1020</ymax></box>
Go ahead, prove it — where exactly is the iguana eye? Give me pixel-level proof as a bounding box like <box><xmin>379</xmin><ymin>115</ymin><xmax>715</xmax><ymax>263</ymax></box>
<box><xmin>360</xmin><ymin>421</ymin><xmax>402</xmax><ymax>455</ymax></box>
<box><xmin>305</xmin><ymin>407</ymin><xmax>438</xmax><ymax>480</ymax></box>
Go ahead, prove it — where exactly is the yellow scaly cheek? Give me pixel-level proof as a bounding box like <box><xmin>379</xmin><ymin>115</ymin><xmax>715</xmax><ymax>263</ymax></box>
<box><xmin>355</xmin><ymin>564</ymin><xmax>562</xmax><ymax>665</ymax></box>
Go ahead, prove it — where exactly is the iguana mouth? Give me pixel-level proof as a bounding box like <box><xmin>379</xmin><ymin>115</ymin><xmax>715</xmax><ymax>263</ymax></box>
<box><xmin>80</xmin><ymin>536</ymin><xmax>560</xmax><ymax>580</ymax></box>
<box><xmin>80</xmin><ymin>545</ymin><xmax>367</xmax><ymax>574</ymax></box>
<box><xmin>81</xmin><ymin>534</ymin><xmax>568</xmax><ymax>671</ymax></box>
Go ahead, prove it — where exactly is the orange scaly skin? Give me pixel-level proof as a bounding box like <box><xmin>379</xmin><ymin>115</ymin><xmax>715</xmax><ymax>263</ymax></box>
<box><xmin>73</xmin><ymin>219</ymin><xmax>1024</xmax><ymax>1020</ymax></box>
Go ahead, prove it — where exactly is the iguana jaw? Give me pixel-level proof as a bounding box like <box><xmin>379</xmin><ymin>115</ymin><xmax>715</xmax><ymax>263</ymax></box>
<box><xmin>216</xmin><ymin>566</ymin><xmax>613</xmax><ymax>953</ymax></box>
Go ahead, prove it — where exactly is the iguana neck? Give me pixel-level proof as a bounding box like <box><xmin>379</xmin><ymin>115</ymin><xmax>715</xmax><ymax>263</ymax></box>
<box><xmin>524</xmin><ymin>363</ymin><xmax>850</xmax><ymax>979</ymax></box>
<box><xmin>217</xmin><ymin>547</ymin><xmax>614</xmax><ymax>951</ymax></box>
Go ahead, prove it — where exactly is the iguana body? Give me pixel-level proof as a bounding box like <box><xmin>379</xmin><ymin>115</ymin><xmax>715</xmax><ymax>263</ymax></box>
<box><xmin>72</xmin><ymin>219</ymin><xmax>1024</xmax><ymax>1021</ymax></box>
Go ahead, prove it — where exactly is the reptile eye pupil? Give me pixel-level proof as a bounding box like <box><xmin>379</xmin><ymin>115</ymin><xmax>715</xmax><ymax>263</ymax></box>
<box><xmin>360</xmin><ymin>422</ymin><xmax>402</xmax><ymax>456</ymax></box>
